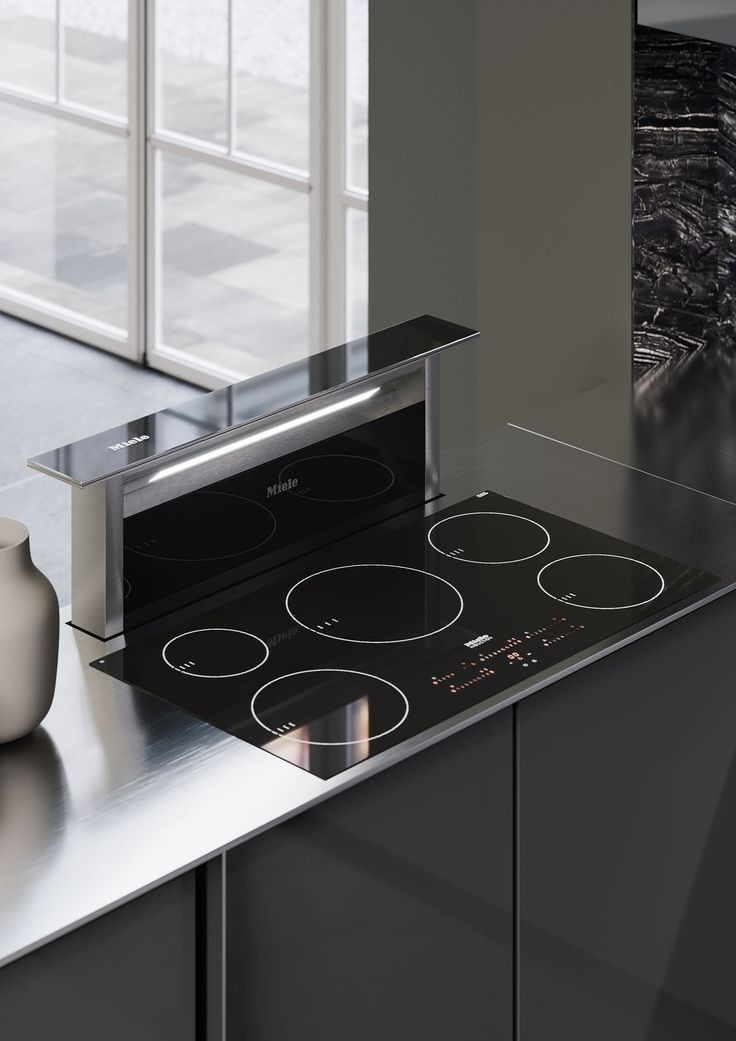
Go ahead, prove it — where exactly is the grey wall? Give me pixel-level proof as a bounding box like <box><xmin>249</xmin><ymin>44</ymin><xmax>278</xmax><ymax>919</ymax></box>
<box><xmin>369</xmin><ymin>0</ymin><xmax>633</xmax><ymax>447</ymax></box>
<box><xmin>368</xmin><ymin>0</ymin><xmax>478</xmax><ymax>447</ymax></box>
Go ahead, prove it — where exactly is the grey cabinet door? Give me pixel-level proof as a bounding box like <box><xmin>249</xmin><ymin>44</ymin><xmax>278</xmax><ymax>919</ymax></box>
<box><xmin>518</xmin><ymin>593</ymin><xmax>736</xmax><ymax>1040</ymax></box>
<box><xmin>226</xmin><ymin>710</ymin><xmax>513</xmax><ymax>1041</ymax></box>
<box><xmin>0</xmin><ymin>873</ymin><xmax>196</xmax><ymax>1041</ymax></box>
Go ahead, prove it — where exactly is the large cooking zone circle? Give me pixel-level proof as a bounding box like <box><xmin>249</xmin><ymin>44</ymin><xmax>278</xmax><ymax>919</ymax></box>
<box><xmin>285</xmin><ymin>563</ymin><xmax>464</xmax><ymax>643</ymax></box>
<box><xmin>277</xmin><ymin>454</ymin><xmax>396</xmax><ymax>502</ymax></box>
<box><xmin>162</xmin><ymin>628</ymin><xmax>269</xmax><ymax>678</ymax></box>
<box><xmin>427</xmin><ymin>511</ymin><xmax>551</xmax><ymax>564</ymax></box>
<box><xmin>537</xmin><ymin>554</ymin><xmax>666</xmax><ymax>610</ymax></box>
<box><xmin>125</xmin><ymin>491</ymin><xmax>277</xmax><ymax>563</ymax></box>
<box><xmin>251</xmin><ymin>669</ymin><xmax>409</xmax><ymax>746</ymax></box>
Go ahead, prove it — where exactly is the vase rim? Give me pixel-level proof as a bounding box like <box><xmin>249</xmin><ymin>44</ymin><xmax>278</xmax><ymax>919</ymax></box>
<box><xmin>0</xmin><ymin>517</ymin><xmax>30</xmax><ymax>552</ymax></box>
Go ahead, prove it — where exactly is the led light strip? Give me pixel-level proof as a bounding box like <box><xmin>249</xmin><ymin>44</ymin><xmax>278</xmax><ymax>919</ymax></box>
<box><xmin>148</xmin><ymin>386</ymin><xmax>382</xmax><ymax>485</ymax></box>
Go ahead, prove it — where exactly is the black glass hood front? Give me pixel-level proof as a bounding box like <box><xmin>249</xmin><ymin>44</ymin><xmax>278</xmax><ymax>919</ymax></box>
<box><xmin>122</xmin><ymin>404</ymin><xmax>426</xmax><ymax>630</ymax></box>
<box><xmin>94</xmin><ymin>490</ymin><xmax>717</xmax><ymax>780</ymax></box>
<box><xmin>28</xmin><ymin>315</ymin><xmax>476</xmax><ymax>488</ymax></box>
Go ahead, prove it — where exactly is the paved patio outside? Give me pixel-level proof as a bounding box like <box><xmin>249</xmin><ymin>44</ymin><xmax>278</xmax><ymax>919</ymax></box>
<box><xmin>0</xmin><ymin>0</ymin><xmax>368</xmax><ymax>378</ymax></box>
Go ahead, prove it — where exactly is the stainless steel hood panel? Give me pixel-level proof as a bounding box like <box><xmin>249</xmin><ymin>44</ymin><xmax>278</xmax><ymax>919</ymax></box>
<box><xmin>26</xmin><ymin>316</ymin><xmax>476</xmax><ymax>489</ymax></box>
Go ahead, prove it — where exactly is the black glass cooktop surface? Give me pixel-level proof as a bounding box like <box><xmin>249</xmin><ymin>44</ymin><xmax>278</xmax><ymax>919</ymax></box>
<box><xmin>93</xmin><ymin>490</ymin><xmax>718</xmax><ymax>779</ymax></box>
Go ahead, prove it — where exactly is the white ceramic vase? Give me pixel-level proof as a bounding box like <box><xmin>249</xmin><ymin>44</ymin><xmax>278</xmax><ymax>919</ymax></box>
<box><xmin>0</xmin><ymin>518</ymin><xmax>59</xmax><ymax>744</ymax></box>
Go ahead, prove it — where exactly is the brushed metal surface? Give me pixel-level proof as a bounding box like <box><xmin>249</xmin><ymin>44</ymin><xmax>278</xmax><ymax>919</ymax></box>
<box><xmin>71</xmin><ymin>479</ymin><xmax>124</xmax><ymax>637</ymax></box>
<box><xmin>3</xmin><ymin>423</ymin><xmax>736</xmax><ymax>969</ymax></box>
<box><xmin>424</xmin><ymin>356</ymin><xmax>441</xmax><ymax>499</ymax></box>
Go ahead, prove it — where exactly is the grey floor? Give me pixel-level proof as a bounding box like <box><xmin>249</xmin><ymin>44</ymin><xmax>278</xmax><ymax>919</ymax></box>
<box><xmin>0</xmin><ymin>313</ymin><xmax>204</xmax><ymax>607</ymax></box>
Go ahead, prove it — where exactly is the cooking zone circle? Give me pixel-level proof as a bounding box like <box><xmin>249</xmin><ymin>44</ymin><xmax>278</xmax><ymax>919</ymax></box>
<box><xmin>251</xmin><ymin>669</ymin><xmax>409</xmax><ymax>746</ymax></box>
<box><xmin>285</xmin><ymin>563</ymin><xmax>464</xmax><ymax>643</ymax></box>
<box><xmin>427</xmin><ymin>511</ymin><xmax>551</xmax><ymax>564</ymax></box>
<box><xmin>278</xmin><ymin>454</ymin><xmax>396</xmax><ymax>502</ymax></box>
<box><xmin>125</xmin><ymin>492</ymin><xmax>277</xmax><ymax>562</ymax></box>
<box><xmin>162</xmin><ymin>628</ymin><xmax>269</xmax><ymax>678</ymax></box>
<box><xmin>537</xmin><ymin>554</ymin><xmax>666</xmax><ymax>610</ymax></box>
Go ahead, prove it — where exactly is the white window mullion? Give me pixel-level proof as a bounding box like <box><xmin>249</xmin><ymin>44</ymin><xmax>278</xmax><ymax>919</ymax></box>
<box><xmin>343</xmin><ymin>188</ymin><xmax>367</xmax><ymax>211</ymax></box>
<box><xmin>227</xmin><ymin>0</ymin><xmax>236</xmax><ymax>153</ymax></box>
<box><xmin>145</xmin><ymin>0</ymin><xmax>160</xmax><ymax>367</ymax></box>
<box><xmin>55</xmin><ymin>0</ymin><xmax>64</xmax><ymax>102</ymax></box>
<box><xmin>150</xmin><ymin>129</ymin><xmax>310</xmax><ymax>190</ymax></box>
<box><xmin>324</xmin><ymin>0</ymin><xmax>348</xmax><ymax>348</ymax></box>
<box><xmin>128</xmin><ymin>0</ymin><xmax>146</xmax><ymax>363</ymax></box>
<box><xmin>0</xmin><ymin>84</ymin><xmax>127</xmax><ymax>133</ymax></box>
<box><xmin>342</xmin><ymin>0</ymin><xmax>369</xmax><ymax>341</ymax></box>
<box><xmin>309</xmin><ymin>0</ymin><xmax>329</xmax><ymax>355</ymax></box>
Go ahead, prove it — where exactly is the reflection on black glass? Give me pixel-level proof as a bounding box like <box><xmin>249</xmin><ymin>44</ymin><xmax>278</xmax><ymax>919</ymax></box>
<box><xmin>265</xmin><ymin>696</ymin><xmax>372</xmax><ymax>772</ymax></box>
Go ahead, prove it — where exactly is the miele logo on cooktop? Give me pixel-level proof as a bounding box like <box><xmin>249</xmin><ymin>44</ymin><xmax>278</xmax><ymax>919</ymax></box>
<box><xmin>464</xmin><ymin>634</ymin><xmax>492</xmax><ymax>649</ymax></box>
<box><xmin>107</xmin><ymin>435</ymin><xmax>150</xmax><ymax>452</ymax></box>
<box><xmin>266</xmin><ymin>625</ymin><xmax>301</xmax><ymax>648</ymax></box>
<box><xmin>266</xmin><ymin>477</ymin><xmax>298</xmax><ymax>497</ymax></box>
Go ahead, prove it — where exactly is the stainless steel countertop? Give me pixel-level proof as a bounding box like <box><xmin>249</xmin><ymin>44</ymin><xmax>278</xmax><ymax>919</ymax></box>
<box><xmin>3</xmin><ymin>416</ymin><xmax>736</xmax><ymax>969</ymax></box>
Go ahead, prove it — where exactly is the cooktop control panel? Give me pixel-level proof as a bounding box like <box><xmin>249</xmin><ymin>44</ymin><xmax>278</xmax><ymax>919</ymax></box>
<box><xmin>94</xmin><ymin>490</ymin><xmax>718</xmax><ymax>779</ymax></box>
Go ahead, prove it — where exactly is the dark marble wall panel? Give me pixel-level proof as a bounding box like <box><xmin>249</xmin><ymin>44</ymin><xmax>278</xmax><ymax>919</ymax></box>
<box><xmin>633</xmin><ymin>27</ymin><xmax>720</xmax><ymax>381</ymax></box>
<box><xmin>718</xmin><ymin>44</ymin><xmax>736</xmax><ymax>351</ymax></box>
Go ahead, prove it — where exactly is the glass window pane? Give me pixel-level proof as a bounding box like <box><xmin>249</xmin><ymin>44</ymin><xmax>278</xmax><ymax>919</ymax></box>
<box><xmin>0</xmin><ymin>102</ymin><xmax>128</xmax><ymax>331</ymax></box>
<box><xmin>346</xmin><ymin>0</ymin><xmax>368</xmax><ymax>192</ymax></box>
<box><xmin>62</xmin><ymin>0</ymin><xmax>128</xmax><ymax>118</ymax></box>
<box><xmin>158</xmin><ymin>153</ymin><xmax>309</xmax><ymax>377</ymax></box>
<box><xmin>346</xmin><ymin>207</ymin><xmax>368</xmax><ymax>340</ymax></box>
<box><xmin>157</xmin><ymin>0</ymin><xmax>228</xmax><ymax>146</ymax></box>
<box><xmin>0</xmin><ymin>0</ymin><xmax>55</xmax><ymax>96</ymax></box>
<box><xmin>233</xmin><ymin>0</ymin><xmax>309</xmax><ymax>171</ymax></box>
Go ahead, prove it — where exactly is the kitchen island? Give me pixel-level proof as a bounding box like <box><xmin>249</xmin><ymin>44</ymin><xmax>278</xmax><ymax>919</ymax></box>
<box><xmin>2</xmin><ymin>417</ymin><xmax>736</xmax><ymax>1040</ymax></box>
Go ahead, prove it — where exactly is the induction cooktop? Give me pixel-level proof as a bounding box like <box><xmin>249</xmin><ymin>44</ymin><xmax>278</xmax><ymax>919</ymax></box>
<box><xmin>93</xmin><ymin>490</ymin><xmax>718</xmax><ymax>779</ymax></box>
